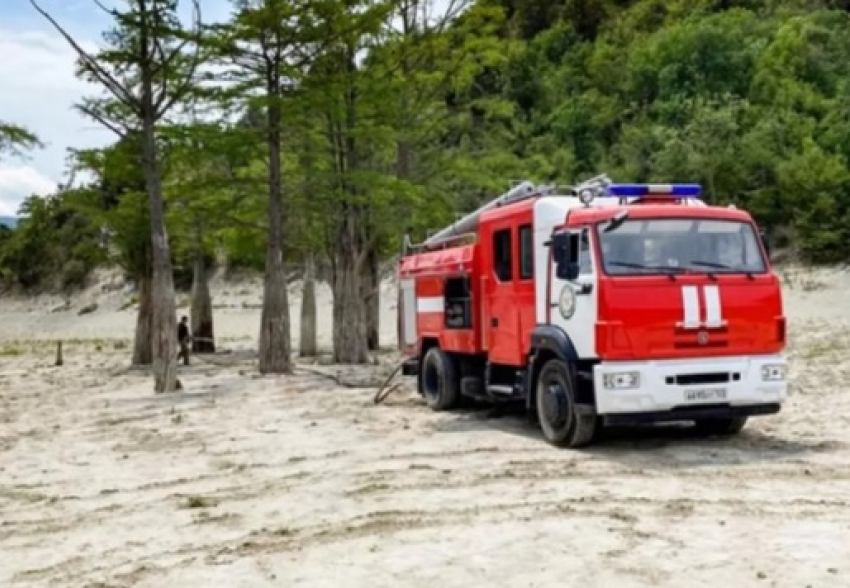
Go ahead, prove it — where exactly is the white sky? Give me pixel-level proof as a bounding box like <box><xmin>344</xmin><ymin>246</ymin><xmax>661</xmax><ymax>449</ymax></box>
<box><xmin>0</xmin><ymin>0</ymin><xmax>233</xmax><ymax>216</ymax></box>
<box><xmin>0</xmin><ymin>0</ymin><xmax>459</xmax><ymax>217</ymax></box>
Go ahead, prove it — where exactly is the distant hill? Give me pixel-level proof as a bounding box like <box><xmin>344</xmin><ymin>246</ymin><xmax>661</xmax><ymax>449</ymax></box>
<box><xmin>0</xmin><ymin>216</ymin><xmax>18</xmax><ymax>229</ymax></box>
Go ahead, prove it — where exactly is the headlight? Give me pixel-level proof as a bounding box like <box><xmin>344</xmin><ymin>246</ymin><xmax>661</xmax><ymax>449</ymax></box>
<box><xmin>558</xmin><ymin>284</ymin><xmax>576</xmax><ymax>319</ymax></box>
<box><xmin>761</xmin><ymin>364</ymin><xmax>787</xmax><ymax>381</ymax></box>
<box><xmin>603</xmin><ymin>371</ymin><xmax>640</xmax><ymax>390</ymax></box>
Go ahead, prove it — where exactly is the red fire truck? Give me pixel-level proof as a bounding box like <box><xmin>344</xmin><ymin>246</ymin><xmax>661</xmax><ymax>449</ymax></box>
<box><xmin>397</xmin><ymin>175</ymin><xmax>788</xmax><ymax>448</ymax></box>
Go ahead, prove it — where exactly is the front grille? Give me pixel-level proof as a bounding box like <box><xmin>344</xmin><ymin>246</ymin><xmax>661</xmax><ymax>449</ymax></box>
<box><xmin>675</xmin><ymin>340</ymin><xmax>727</xmax><ymax>349</ymax></box>
<box><xmin>666</xmin><ymin>372</ymin><xmax>739</xmax><ymax>385</ymax></box>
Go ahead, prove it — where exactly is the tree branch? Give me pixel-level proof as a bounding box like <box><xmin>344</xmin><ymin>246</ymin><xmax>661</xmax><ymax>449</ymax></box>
<box><xmin>29</xmin><ymin>0</ymin><xmax>141</xmax><ymax>110</ymax></box>
<box><xmin>75</xmin><ymin>104</ymin><xmax>130</xmax><ymax>138</ymax></box>
<box><xmin>154</xmin><ymin>0</ymin><xmax>203</xmax><ymax>117</ymax></box>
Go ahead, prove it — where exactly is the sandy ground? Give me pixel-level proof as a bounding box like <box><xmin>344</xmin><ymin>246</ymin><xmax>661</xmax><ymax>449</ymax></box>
<box><xmin>1</xmin><ymin>266</ymin><xmax>850</xmax><ymax>587</ymax></box>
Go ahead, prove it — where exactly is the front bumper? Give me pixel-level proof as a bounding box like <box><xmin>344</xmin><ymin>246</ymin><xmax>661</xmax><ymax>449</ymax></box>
<box><xmin>593</xmin><ymin>354</ymin><xmax>787</xmax><ymax>417</ymax></box>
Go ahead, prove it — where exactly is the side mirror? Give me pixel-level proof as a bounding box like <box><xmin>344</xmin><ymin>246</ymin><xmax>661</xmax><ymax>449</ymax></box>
<box><xmin>551</xmin><ymin>232</ymin><xmax>580</xmax><ymax>281</ymax></box>
<box><xmin>557</xmin><ymin>261</ymin><xmax>580</xmax><ymax>281</ymax></box>
<box><xmin>551</xmin><ymin>232</ymin><xmax>570</xmax><ymax>265</ymax></box>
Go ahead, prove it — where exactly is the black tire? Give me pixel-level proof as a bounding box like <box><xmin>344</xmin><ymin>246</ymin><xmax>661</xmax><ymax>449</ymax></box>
<box><xmin>419</xmin><ymin>347</ymin><xmax>460</xmax><ymax>411</ymax></box>
<box><xmin>693</xmin><ymin>416</ymin><xmax>748</xmax><ymax>436</ymax></box>
<box><xmin>535</xmin><ymin>358</ymin><xmax>596</xmax><ymax>448</ymax></box>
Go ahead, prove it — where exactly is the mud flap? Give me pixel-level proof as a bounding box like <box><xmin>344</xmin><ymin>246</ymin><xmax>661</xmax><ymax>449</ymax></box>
<box><xmin>402</xmin><ymin>357</ymin><xmax>419</xmax><ymax>376</ymax></box>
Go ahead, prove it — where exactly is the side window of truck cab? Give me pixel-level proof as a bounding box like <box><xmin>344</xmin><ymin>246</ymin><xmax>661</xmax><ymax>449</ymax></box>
<box><xmin>519</xmin><ymin>224</ymin><xmax>533</xmax><ymax>280</ymax></box>
<box><xmin>578</xmin><ymin>228</ymin><xmax>593</xmax><ymax>275</ymax></box>
<box><xmin>493</xmin><ymin>228</ymin><xmax>512</xmax><ymax>281</ymax></box>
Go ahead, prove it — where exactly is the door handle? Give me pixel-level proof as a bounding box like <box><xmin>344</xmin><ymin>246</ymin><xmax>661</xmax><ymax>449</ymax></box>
<box><xmin>551</xmin><ymin>283</ymin><xmax>594</xmax><ymax>299</ymax></box>
<box><xmin>491</xmin><ymin>317</ymin><xmax>499</xmax><ymax>327</ymax></box>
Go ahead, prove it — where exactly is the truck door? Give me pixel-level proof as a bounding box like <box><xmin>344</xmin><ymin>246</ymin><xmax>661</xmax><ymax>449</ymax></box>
<box><xmin>484</xmin><ymin>224</ymin><xmax>523</xmax><ymax>366</ymax></box>
<box><xmin>549</xmin><ymin>226</ymin><xmax>598</xmax><ymax>359</ymax></box>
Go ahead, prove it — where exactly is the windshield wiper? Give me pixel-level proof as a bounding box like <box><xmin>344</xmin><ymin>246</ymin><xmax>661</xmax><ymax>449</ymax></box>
<box><xmin>603</xmin><ymin>210</ymin><xmax>629</xmax><ymax>233</ymax></box>
<box><xmin>689</xmin><ymin>260</ymin><xmax>731</xmax><ymax>269</ymax></box>
<box><xmin>689</xmin><ymin>260</ymin><xmax>755</xmax><ymax>280</ymax></box>
<box><xmin>607</xmin><ymin>261</ymin><xmax>687</xmax><ymax>281</ymax></box>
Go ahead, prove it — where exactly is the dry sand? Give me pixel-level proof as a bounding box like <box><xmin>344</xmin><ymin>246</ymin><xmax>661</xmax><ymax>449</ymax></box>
<box><xmin>1</xmin><ymin>266</ymin><xmax>849</xmax><ymax>587</ymax></box>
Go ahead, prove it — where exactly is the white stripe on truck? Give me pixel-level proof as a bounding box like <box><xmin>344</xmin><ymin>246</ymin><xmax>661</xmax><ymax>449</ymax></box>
<box><xmin>681</xmin><ymin>285</ymin><xmax>700</xmax><ymax>329</ymax></box>
<box><xmin>679</xmin><ymin>284</ymin><xmax>725</xmax><ymax>329</ymax></box>
<box><xmin>703</xmin><ymin>284</ymin><xmax>723</xmax><ymax>327</ymax></box>
<box><xmin>417</xmin><ymin>296</ymin><xmax>445</xmax><ymax>313</ymax></box>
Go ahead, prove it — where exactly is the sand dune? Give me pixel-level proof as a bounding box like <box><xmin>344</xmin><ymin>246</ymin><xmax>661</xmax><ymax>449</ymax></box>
<box><xmin>1</xmin><ymin>265</ymin><xmax>849</xmax><ymax>587</ymax></box>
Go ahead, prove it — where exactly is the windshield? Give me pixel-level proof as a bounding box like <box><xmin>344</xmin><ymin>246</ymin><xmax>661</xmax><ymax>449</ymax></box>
<box><xmin>596</xmin><ymin>217</ymin><xmax>767</xmax><ymax>276</ymax></box>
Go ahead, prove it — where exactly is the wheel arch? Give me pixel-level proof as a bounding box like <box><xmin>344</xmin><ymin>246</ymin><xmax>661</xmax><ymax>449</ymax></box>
<box><xmin>419</xmin><ymin>337</ymin><xmax>440</xmax><ymax>356</ymax></box>
<box><xmin>417</xmin><ymin>337</ymin><xmax>440</xmax><ymax>394</ymax></box>
<box><xmin>525</xmin><ymin>325</ymin><xmax>580</xmax><ymax>412</ymax></box>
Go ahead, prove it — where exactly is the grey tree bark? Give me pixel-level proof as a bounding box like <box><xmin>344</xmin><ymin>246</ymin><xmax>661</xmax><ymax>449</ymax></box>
<box><xmin>132</xmin><ymin>273</ymin><xmax>153</xmax><ymax>365</ymax></box>
<box><xmin>299</xmin><ymin>254</ymin><xmax>317</xmax><ymax>357</ymax></box>
<box><xmin>330</xmin><ymin>46</ymin><xmax>370</xmax><ymax>365</ymax></box>
<box><xmin>258</xmin><ymin>89</ymin><xmax>292</xmax><ymax>374</ymax></box>
<box><xmin>190</xmin><ymin>232</ymin><xmax>215</xmax><ymax>354</ymax></box>
<box><xmin>332</xmin><ymin>212</ymin><xmax>370</xmax><ymax>364</ymax></box>
<box><xmin>364</xmin><ymin>246</ymin><xmax>380</xmax><ymax>351</ymax></box>
<box><xmin>141</xmin><ymin>112</ymin><xmax>180</xmax><ymax>393</ymax></box>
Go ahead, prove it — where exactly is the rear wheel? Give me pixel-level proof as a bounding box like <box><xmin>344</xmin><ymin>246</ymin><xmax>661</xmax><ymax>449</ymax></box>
<box><xmin>535</xmin><ymin>358</ymin><xmax>596</xmax><ymax>448</ymax></box>
<box><xmin>693</xmin><ymin>416</ymin><xmax>748</xmax><ymax>436</ymax></box>
<box><xmin>419</xmin><ymin>347</ymin><xmax>460</xmax><ymax>411</ymax></box>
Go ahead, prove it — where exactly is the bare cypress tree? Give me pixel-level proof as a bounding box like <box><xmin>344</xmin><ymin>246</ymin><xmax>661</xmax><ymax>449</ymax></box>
<box><xmin>307</xmin><ymin>0</ymin><xmax>392</xmax><ymax>364</ymax></box>
<box><xmin>190</xmin><ymin>223</ymin><xmax>215</xmax><ymax>353</ymax></box>
<box><xmin>210</xmin><ymin>0</ymin><xmax>321</xmax><ymax>374</ymax></box>
<box><xmin>31</xmin><ymin>0</ymin><xmax>203</xmax><ymax>392</ymax></box>
<box><xmin>299</xmin><ymin>253</ymin><xmax>317</xmax><ymax>357</ymax></box>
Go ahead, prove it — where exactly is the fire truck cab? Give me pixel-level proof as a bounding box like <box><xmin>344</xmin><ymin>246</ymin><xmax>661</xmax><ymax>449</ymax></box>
<box><xmin>397</xmin><ymin>177</ymin><xmax>788</xmax><ymax>448</ymax></box>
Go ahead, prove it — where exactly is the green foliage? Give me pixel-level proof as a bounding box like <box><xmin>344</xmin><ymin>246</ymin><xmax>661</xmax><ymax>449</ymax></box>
<box><xmin>485</xmin><ymin>0</ymin><xmax>850</xmax><ymax>261</ymax></box>
<box><xmin>160</xmin><ymin>120</ymin><xmax>266</xmax><ymax>277</ymax></box>
<box><xmin>7</xmin><ymin>0</ymin><xmax>850</xmax><ymax>291</ymax></box>
<box><xmin>70</xmin><ymin>137</ymin><xmax>152</xmax><ymax>279</ymax></box>
<box><xmin>0</xmin><ymin>122</ymin><xmax>42</xmax><ymax>160</ymax></box>
<box><xmin>0</xmin><ymin>191</ymin><xmax>105</xmax><ymax>291</ymax></box>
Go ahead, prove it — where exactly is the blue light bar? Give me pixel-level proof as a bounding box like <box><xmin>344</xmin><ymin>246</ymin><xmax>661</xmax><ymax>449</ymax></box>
<box><xmin>605</xmin><ymin>184</ymin><xmax>702</xmax><ymax>198</ymax></box>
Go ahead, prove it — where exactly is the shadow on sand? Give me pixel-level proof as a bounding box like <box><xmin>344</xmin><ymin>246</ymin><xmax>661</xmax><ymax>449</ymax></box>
<box><xmin>428</xmin><ymin>402</ymin><xmax>841</xmax><ymax>468</ymax></box>
<box><xmin>111</xmin><ymin>372</ymin><xmax>253</xmax><ymax>407</ymax></box>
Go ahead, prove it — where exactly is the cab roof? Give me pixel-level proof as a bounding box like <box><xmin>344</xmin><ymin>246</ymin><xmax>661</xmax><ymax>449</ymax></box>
<box><xmin>478</xmin><ymin>193</ymin><xmax>755</xmax><ymax>226</ymax></box>
<box><xmin>567</xmin><ymin>203</ymin><xmax>755</xmax><ymax>224</ymax></box>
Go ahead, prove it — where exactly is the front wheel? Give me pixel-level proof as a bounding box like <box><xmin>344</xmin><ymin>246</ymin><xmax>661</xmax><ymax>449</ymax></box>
<box><xmin>693</xmin><ymin>416</ymin><xmax>748</xmax><ymax>436</ymax></box>
<box><xmin>535</xmin><ymin>359</ymin><xmax>596</xmax><ymax>448</ymax></box>
<box><xmin>419</xmin><ymin>347</ymin><xmax>460</xmax><ymax>411</ymax></box>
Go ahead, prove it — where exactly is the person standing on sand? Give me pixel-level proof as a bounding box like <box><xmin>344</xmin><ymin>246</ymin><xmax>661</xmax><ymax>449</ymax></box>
<box><xmin>177</xmin><ymin>316</ymin><xmax>191</xmax><ymax>365</ymax></box>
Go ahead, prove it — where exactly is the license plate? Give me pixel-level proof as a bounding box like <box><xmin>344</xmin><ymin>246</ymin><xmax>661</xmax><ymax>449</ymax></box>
<box><xmin>684</xmin><ymin>387</ymin><xmax>728</xmax><ymax>402</ymax></box>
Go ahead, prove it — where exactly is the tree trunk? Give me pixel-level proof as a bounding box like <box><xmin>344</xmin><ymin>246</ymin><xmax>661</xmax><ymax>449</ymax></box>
<box><xmin>333</xmin><ymin>254</ymin><xmax>369</xmax><ymax>364</ymax></box>
<box><xmin>299</xmin><ymin>254</ymin><xmax>317</xmax><ymax>357</ymax></box>
<box><xmin>329</xmin><ymin>45</ymin><xmax>369</xmax><ymax>364</ymax></box>
<box><xmin>190</xmin><ymin>235</ymin><xmax>215</xmax><ymax>354</ymax></box>
<box><xmin>141</xmin><ymin>100</ymin><xmax>179</xmax><ymax>393</ymax></box>
<box><xmin>333</xmin><ymin>212</ymin><xmax>370</xmax><ymax>364</ymax></box>
<box><xmin>396</xmin><ymin>139</ymin><xmax>412</xmax><ymax>179</ymax></box>
<box><xmin>364</xmin><ymin>246</ymin><xmax>379</xmax><ymax>351</ymax></box>
<box><xmin>258</xmin><ymin>83</ymin><xmax>292</xmax><ymax>374</ymax></box>
<box><xmin>132</xmin><ymin>273</ymin><xmax>153</xmax><ymax>365</ymax></box>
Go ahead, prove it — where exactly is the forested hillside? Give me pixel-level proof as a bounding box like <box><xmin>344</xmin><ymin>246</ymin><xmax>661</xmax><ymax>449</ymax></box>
<box><xmin>4</xmin><ymin>0</ymin><xmax>850</xmax><ymax>289</ymax></box>
<box><xmin>2</xmin><ymin>0</ymin><xmax>850</xmax><ymax>385</ymax></box>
